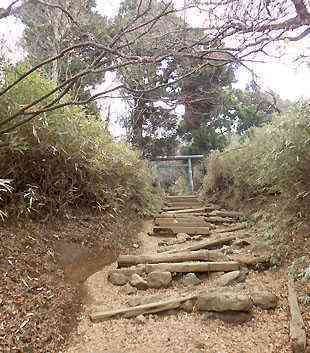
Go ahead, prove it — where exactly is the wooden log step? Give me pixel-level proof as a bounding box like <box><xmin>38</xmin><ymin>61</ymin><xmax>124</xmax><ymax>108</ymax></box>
<box><xmin>117</xmin><ymin>250</ymin><xmax>226</xmax><ymax>267</ymax></box>
<box><xmin>208</xmin><ymin>210</ymin><xmax>244</xmax><ymax>219</ymax></box>
<box><xmin>90</xmin><ymin>294</ymin><xmax>197</xmax><ymax>322</ymax></box>
<box><xmin>204</xmin><ymin>216</ymin><xmax>236</xmax><ymax>223</ymax></box>
<box><xmin>213</xmin><ymin>223</ymin><xmax>247</xmax><ymax>233</ymax></box>
<box><xmin>162</xmin><ymin>235</ymin><xmax>236</xmax><ymax>254</ymax></box>
<box><xmin>152</xmin><ymin>226</ymin><xmax>210</xmax><ymax>236</ymax></box>
<box><xmin>166</xmin><ymin>196</ymin><xmax>199</xmax><ymax>202</ymax></box>
<box><xmin>155</xmin><ymin>218</ymin><xmax>211</xmax><ymax>227</ymax></box>
<box><xmin>145</xmin><ymin>261</ymin><xmax>239</xmax><ymax>273</ymax></box>
<box><xmin>288</xmin><ymin>275</ymin><xmax>307</xmax><ymax>353</ymax></box>
<box><xmin>163</xmin><ymin>207</ymin><xmax>208</xmax><ymax>214</ymax></box>
<box><xmin>155</xmin><ymin>213</ymin><xmax>207</xmax><ymax>218</ymax></box>
<box><xmin>162</xmin><ymin>206</ymin><xmax>203</xmax><ymax>211</ymax></box>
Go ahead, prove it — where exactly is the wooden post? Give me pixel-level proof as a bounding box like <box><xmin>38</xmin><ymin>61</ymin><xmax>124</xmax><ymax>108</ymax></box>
<box><xmin>188</xmin><ymin>157</ymin><xmax>194</xmax><ymax>193</ymax></box>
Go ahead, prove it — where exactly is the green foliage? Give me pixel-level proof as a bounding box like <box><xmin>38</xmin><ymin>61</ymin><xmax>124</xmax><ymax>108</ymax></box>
<box><xmin>0</xmin><ymin>67</ymin><xmax>160</xmax><ymax>219</ymax></box>
<box><xmin>203</xmin><ymin>102</ymin><xmax>310</xmax><ymax>213</ymax></box>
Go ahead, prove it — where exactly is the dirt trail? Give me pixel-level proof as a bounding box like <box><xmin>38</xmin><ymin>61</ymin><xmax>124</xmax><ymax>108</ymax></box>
<box><xmin>65</xmin><ymin>197</ymin><xmax>292</xmax><ymax>353</ymax></box>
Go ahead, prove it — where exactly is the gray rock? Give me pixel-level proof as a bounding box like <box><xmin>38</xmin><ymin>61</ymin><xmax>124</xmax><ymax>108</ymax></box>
<box><xmin>108</xmin><ymin>271</ymin><xmax>129</xmax><ymax>286</ymax></box>
<box><xmin>146</xmin><ymin>271</ymin><xmax>172</xmax><ymax>288</ymax></box>
<box><xmin>120</xmin><ymin>283</ymin><xmax>138</xmax><ymax>295</ymax></box>
<box><xmin>127</xmin><ymin>294</ymin><xmax>164</xmax><ymax>307</ymax></box>
<box><xmin>197</xmin><ymin>289</ymin><xmax>252</xmax><ymax>312</ymax></box>
<box><xmin>202</xmin><ymin>310</ymin><xmax>253</xmax><ymax>324</ymax></box>
<box><xmin>130</xmin><ymin>274</ymin><xmax>148</xmax><ymax>290</ymax></box>
<box><xmin>182</xmin><ymin>273</ymin><xmax>201</xmax><ymax>287</ymax></box>
<box><xmin>135</xmin><ymin>314</ymin><xmax>146</xmax><ymax>324</ymax></box>
<box><xmin>108</xmin><ymin>266</ymin><xmax>145</xmax><ymax>286</ymax></box>
<box><xmin>176</xmin><ymin>233</ymin><xmax>189</xmax><ymax>240</ymax></box>
<box><xmin>251</xmin><ymin>291</ymin><xmax>278</xmax><ymax>309</ymax></box>
<box><xmin>215</xmin><ymin>270</ymin><xmax>243</xmax><ymax>287</ymax></box>
<box><xmin>181</xmin><ymin>299</ymin><xmax>195</xmax><ymax>313</ymax></box>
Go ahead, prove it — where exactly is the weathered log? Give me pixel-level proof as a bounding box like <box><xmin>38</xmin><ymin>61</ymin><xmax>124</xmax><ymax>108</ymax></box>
<box><xmin>208</xmin><ymin>210</ymin><xmax>244</xmax><ymax>219</ymax></box>
<box><xmin>163</xmin><ymin>207</ymin><xmax>207</xmax><ymax>214</ymax></box>
<box><xmin>145</xmin><ymin>261</ymin><xmax>239</xmax><ymax>273</ymax></box>
<box><xmin>204</xmin><ymin>216</ymin><xmax>236</xmax><ymax>223</ymax></box>
<box><xmin>212</xmin><ymin>223</ymin><xmax>247</xmax><ymax>233</ymax></box>
<box><xmin>288</xmin><ymin>275</ymin><xmax>307</xmax><ymax>353</ymax></box>
<box><xmin>163</xmin><ymin>205</ymin><xmax>202</xmax><ymax>211</ymax></box>
<box><xmin>155</xmin><ymin>218</ymin><xmax>210</xmax><ymax>227</ymax></box>
<box><xmin>229</xmin><ymin>254</ymin><xmax>270</xmax><ymax>267</ymax></box>
<box><xmin>158</xmin><ymin>237</ymin><xmax>187</xmax><ymax>247</ymax></box>
<box><xmin>152</xmin><ymin>226</ymin><xmax>210</xmax><ymax>236</ymax></box>
<box><xmin>162</xmin><ymin>235</ymin><xmax>236</xmax><ymax>254</ymax></box>
<box><xmin>155</xmin><ymin>213</ymin><xmax>207</xmax><ymax>218</ymax></box>
<box><xmin>166</xmin><ymin>196</ymin><xmax>199</xmax><ymax>202</ymax></box>
<box><xmin>90</xmin><ymin>294</ymin><xmax>197</xmax><ymax>322</ymax></box>
<box><xmin>117</xmin><ymin>250</ymin><xmax>227</xmax><ymax>267</ymax></box>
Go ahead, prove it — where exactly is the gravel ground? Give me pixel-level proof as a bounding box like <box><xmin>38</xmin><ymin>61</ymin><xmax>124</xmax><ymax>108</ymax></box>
<box><xmin>65</xmin><ymin>226</ymin><xmax>292</xmax><ymax>353</ymax></box>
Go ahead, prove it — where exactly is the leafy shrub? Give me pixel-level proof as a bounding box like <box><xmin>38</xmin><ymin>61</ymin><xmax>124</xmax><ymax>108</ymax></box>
<box><xmin>203</xmin><ymin>102</ymin><xmax>310</xmax><ymax>212</ymax></box>
<box><xmin>0</xmin><ymin>66</ymin><xmax>160</xmax><ymax>219</ymax></box>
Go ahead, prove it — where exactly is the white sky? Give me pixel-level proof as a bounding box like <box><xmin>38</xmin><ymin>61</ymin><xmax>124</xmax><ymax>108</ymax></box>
<box><xmin>1</xmin><ymin>0</ymin><xmax>310</xmax><ymax>136</ymax></box>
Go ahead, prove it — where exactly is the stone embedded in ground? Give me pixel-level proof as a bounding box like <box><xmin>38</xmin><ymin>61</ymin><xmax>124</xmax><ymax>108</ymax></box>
<box><xmin>108</xmin><ymin>266</ymin><xmax>145</xmax><ymax>286</ymax></box>
<box><xmin>133</xmin><ymin>243</ymin><xmax>140</xmax><ymax>249</ymax></box>
<box><xmin>215</xmin><ymin>270</ymin><xmax>244</xmax><ymax>287</ymax></box>
<box><xmin>251</xmin><ymin>290</ymin><xmax>279</xmax><ymax>309</ymax></box>
<box><xmin>202</xmin><ymin>310</ymin><xmax>253</xmax><ymax>324</ymax></box>
<box><xmin>197</xmin><ymin>289</ymin><xmax>252</xmax><ymax>312</ymax></box>
<box><xmin>135</xmin><ymin>314</ymin><xmax>146</xmax><ymax>324</ymax></box>
<box><xmin>120</xmin><ymin>283</ymin><xmax>138</xmax><ymax>295</ymax></box>
<box><xmin>108</xmin><ymin>271</ymin><xmax>129</xmax><ymax>286</ymax></box>
<box><xmin>182</xmin><ymin>273</ymin><xmax>201</xmax><ymax>287</ymax></box>
<box><xmin>127</xmin><ymin>294</ymin><xmax>164</xmax><ymax>307</ymax></box>
<box><xmin>130</xmin><ymin>274</ymin><xmax>148</xmax><ymax>290</ymax></box>
<box><xmin>181</xmin><ymin>299</ymin><xmax>195</xmax><ymax>313</ymax></box>
<box><xmin>146</xmin><ymin>271</ymin><xmax>172</xmax><ymax>288</ymax></box>
<box><xmin>176</xmin><ymin>233</ymin><xmax>189</xmax><ymax>241</ymax></box>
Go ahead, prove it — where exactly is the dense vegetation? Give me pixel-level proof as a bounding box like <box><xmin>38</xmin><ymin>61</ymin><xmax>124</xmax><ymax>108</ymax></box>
<box><xmin>203</xmin><ymin>102</ymin><xmax>310</xmax><ymax>215</ymax></box>
<box><xmin>0</xmin><ymin>67</ymin><xmax>160</xmax><ymax>220</ymax></box>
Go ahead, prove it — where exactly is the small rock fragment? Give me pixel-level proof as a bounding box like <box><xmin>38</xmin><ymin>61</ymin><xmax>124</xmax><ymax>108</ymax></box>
<box><xmin>133</xmin><ymin>243</ymin><xmax>140</xmax><ymax>249</ymax></box>
<box><xmin>147</xmin><ymin>271</ymin><xmax>172</xmax><ymax>288</ymax></box>
<box><xmin>120</xmin><ymin>283</ymin><xmax>137</xmax><ymax>295</ymax></box>
<box><xmin>251</xmin><ymin>290</ymin><xmax>278</xmax><ymax>309</ymax></box>
<box><xmin>181</xmin><ymin>299</ymin><xmax>195</xmax><ymax>313</ymax></box>
<box><xmin>130</xmin><ymin>274</ymin><xmax>148</xmax><ymax>290</ymax></box>
<box><xmin>136</xmin><ymin>314</ymin><xmax>146</xmax><ymax>324</ymax></box>
<box><xmin>233</xmin><ymin>239</ymin><xmax>252</xmax><ymax>248</ymax></box>
<box><xmin>215</xmin><ymin>270</ymin><xmax>244</xmax><ymax>287</ymax></box>
<box><xmin>182</xmin><ymin>273</ymin><xmax>201</xmax><ymax>287</ymax></box>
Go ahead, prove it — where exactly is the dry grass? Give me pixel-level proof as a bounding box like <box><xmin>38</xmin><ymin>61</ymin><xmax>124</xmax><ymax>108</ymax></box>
<box><xmin>0</xmin><ymin>65</ymin><xmax>161</xmax><ymax>220</ymax></box>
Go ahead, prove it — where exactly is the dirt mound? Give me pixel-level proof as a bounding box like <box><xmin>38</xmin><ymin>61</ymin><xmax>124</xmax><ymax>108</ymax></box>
<box><xmin>0</xmin><ymin>212</ymin><xmax>143</xmax><ymax>353</ymax></box>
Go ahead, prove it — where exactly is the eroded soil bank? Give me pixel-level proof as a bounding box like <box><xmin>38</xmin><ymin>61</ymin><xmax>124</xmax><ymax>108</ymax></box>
<box><xmin>0</xmin><ymin>212</ymin><xmax>144</xmax><ymax>353</ymax></box>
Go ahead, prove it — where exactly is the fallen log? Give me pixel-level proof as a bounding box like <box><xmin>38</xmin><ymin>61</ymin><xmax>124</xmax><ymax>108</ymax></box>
<box><xmin>229</xmin><ymin>254</ymin><xmax>270</xmax><ymax>268</ymax></box>
<box><xmin>155</xmin><ymin>218</ymin><xmax>210</xmax><ymax>227</ymax></box>
<box><xmin>212</xmin><ymin>223</ymin><xmax>247</xmax><ymax>233</ymax></box>
<box><xmin>145</xmin><ymin>261</ymin><xmax>239</xmax><ymax>273</ymax></box>
<box><xmin>155</xmin><ymin>213</ymin><xmax>207</xmax><ymax>218</ymax></box>
<box><xmin>152</xmin><ymin>226</ymin><xmax>210</xmax><ymax>236</ymax></box>
<box><xmin>288</xmin><ymin>274</ymin><xmax>307</xmax><ymax>353</ymax></box>
<box><xmin>163</xmin><ymin>207</ymin><xmax>207</xmax><ymax>214</ymax></box>
<box><xmin>90</xmin><ymin>294</ymin><xmax>197</xmax><ymax>322</ymax></box>
<box><xmin>163</xmin><ymin>205</ymin><xmax>202</xmax><ymax>211</ymax></box>
<box><xmin>166</xmin><ymin>196</ymin><xmax>199</xmax><ymax>202</ymax></box>
<box><xmin>162</xmin><ymin>235</ymin><xmax>236</xmax><ymax>254</ymax></box>
<box><xmin>204</xmin><ymin>216</ymin><xmax>236</xmax><ymax>224</ymax></box>
<box><xmin>158</xmin><ymin>237</ymin><xmax>187</xmax><ymax>247</ymax></box>
<box><xmin>117</xmin><ymin>250</ymin><xmax>226</xmax><ymax>267</ymax></box>
<box><xmin>208</xmin><ymin>210</ymin><xmax>244</xmax><ymax>219</ymax></box>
